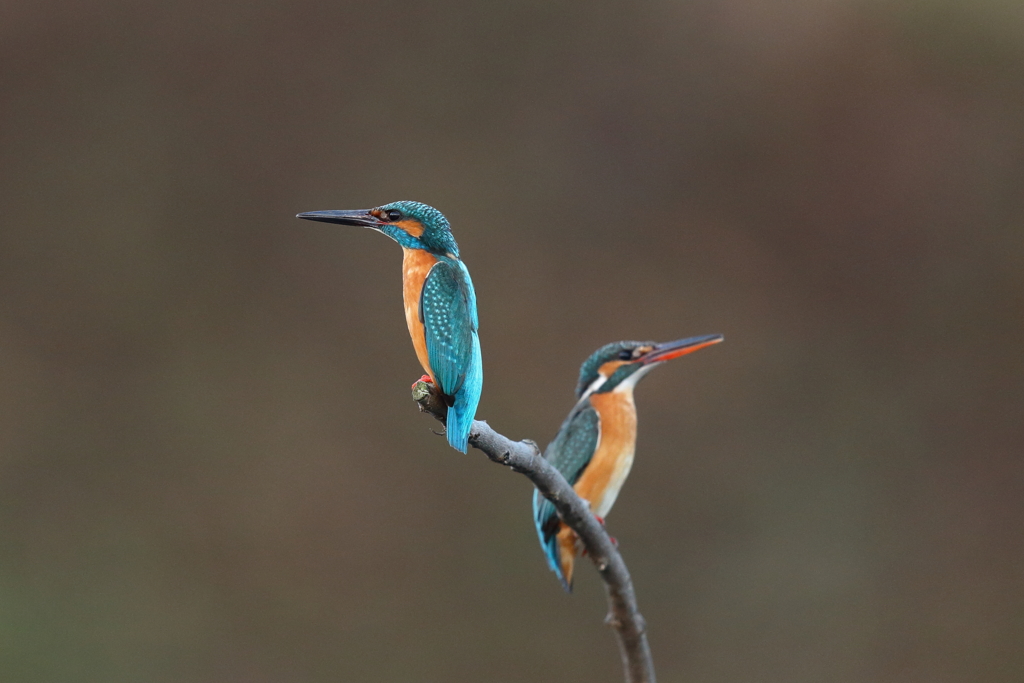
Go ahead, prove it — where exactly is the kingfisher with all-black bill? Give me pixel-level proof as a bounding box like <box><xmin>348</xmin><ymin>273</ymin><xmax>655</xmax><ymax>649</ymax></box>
<box><xmin>296</xmin><ymin>201</ymin><xmax>482</xmax><ymax>453</ymax></box>
<box><xmin>533</xmin><ymin>334</ymin><xmax>723</xmax><ymax>591</ymax></box>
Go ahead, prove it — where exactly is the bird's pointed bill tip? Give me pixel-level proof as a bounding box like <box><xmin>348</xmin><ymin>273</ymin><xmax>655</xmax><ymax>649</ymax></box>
<box><xmin>295</xmin><ymin>209</ymin><xmax>381</xmax><ymax>227</ymax></box>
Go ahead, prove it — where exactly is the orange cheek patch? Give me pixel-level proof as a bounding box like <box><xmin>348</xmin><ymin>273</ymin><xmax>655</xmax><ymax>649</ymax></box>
<box><xmin>597</xmin><ymin>360</ymin><xmax>629</xmax><ymax>377</ymax></box>
<box><xmin>393</xmin><ymin>219</ymin><xmax>425</xmax><ymax>237</ymax></box>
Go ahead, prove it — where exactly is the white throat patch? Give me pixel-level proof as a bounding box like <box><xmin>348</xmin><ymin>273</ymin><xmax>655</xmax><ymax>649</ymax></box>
<box><xmin>613</xmin><ymin>362</ymin><xmax>657</xmax><ymax>394</ymax></box>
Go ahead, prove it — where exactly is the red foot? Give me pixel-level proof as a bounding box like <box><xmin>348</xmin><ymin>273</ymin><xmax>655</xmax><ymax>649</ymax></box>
<box><xmin>581</xmin><ymin>531</ymin><xmax>617</xmax><ymax>556</ymax></box>
<box><xmin>593</xmin><ymin>516</ymin><xmax>617</xmax><ymax>546</ymax></box>
<box><xmin>411</xmin><ymin>374</ymin><xmax>434</xmax><ymax>389</ymax></box>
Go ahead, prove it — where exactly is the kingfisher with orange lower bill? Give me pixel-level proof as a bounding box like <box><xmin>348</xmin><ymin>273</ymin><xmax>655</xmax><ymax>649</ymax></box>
<box><xmin>297</xmin><ymin>201</ymin><xmax>482</xmax><ymax>453</ymax></box>
<box><xmin>534</xmin><ymin>334</ymin><xmax>723</xmax><ymax>591</ymax></box>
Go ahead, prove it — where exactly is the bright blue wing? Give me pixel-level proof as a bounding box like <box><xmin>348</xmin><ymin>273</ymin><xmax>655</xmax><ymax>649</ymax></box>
<box><xmin>533</xmin><ymin>402</ymin><xmax>600</xmax><ymax>591</ymax></box>
<box><xmin>420</xmin><ymin>259</ymin><xmax>474</xmax><ymax>397</ymax></box>
<box><xmin>420</xmin><ymin>258</ymin><xmax>481</xmax><ymax>452</ymax></box>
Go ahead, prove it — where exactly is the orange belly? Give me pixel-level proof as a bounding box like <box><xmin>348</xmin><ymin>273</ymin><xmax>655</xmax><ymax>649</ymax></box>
<box><xmin>556</xmin><ymin>523</ymin><xmax>579</xmax><ymax>587</ymax></box>
<box><xmin>573</xmin><ymin>389</ymin><xmax>638</xmax><ymax>518</ymax></box>
<box><xmin>402</xmin><ymin>248</ymin><xmax>438</xmax><ymax>380</ymax></box>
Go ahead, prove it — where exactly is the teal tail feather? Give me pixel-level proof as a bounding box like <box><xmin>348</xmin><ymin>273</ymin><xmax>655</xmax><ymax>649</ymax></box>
<box><xmin>445</xmin><ymin>334</ymin><xmax>482</xmax><ymax>453</ymax></box>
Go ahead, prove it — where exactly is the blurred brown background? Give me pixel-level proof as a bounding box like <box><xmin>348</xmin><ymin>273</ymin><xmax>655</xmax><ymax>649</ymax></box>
<box><xmin>1</xmin><ymin>1</ymin><xmax>1022</xmax><ymax>681</ymax></box>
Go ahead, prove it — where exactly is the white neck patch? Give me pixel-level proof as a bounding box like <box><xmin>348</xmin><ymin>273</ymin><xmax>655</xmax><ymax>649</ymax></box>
<box><xmin>579</xmin><ymin>374</ymin><xmax>609</xmax><ymax>401</ymax></box>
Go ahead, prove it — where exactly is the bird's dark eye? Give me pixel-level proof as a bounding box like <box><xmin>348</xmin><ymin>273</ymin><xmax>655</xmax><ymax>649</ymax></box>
<box><xmin>617</xmin><ymin>349</ymin><xmax>633</xmax><ymax>360</ymax></box>
<box><xmin>386</xmin><ymin>209</ymin><xmax>402</xmax><ymax>222</ymax></box>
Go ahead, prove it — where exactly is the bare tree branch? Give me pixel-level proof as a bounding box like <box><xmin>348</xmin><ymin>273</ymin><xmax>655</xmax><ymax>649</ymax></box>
<box><xmin>412</xmin><ymin>380</ymin><xmax>656</xmax><ymax>683</ymax></box>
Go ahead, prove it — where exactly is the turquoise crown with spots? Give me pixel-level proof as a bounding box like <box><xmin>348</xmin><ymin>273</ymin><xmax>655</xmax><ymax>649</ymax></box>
<box><xmin>378</xmin><ymin>201</ymin><xmax>460</xmax><ymax>258</ymax></box>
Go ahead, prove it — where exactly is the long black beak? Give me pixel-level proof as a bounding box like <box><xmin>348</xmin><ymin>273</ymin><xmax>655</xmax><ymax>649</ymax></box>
<box><xmin>640</xmin><ymin>333</ymin><xmax>724</xmax><ymax>364</ymax></box>
<box><xmin>295</xmin><ymin>209</ymin><xmax>384</xmax><ymax>228</ymax></box>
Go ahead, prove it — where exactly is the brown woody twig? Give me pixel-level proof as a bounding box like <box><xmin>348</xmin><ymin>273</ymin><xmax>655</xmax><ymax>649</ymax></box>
<box><xmin>412</xmin><ymin>380</ymin><xmax>656</xmax><ymax>683</ymax></box>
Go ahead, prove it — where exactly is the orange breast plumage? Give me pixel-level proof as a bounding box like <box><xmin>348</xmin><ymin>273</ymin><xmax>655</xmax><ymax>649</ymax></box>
<box><xmin>401</xmin><ymin>247</ymin><xmax>439</xmax><ymax>380</ymax></box>
<box><xmin>574</xmin><ymin>389</ymin><xmax>638</xmax><ymax>518</ymax></box>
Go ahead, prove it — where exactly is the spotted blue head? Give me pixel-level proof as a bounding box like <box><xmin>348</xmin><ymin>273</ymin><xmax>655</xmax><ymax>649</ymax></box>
<box><xmin>574</xmin><ymin>334</ymin><xmax>724</xmax><ymax>398</ymax></box>
<box><xmin>297</xmin><ymin>200</ymin><xmax>460</xmax><ymax>258</ymax></box>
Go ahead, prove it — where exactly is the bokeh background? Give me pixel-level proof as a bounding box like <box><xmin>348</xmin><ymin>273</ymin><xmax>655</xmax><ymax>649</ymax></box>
<box><xmin>2</xmin><ymin>1</ymin><xmax>1022</xmax><ymax>681</ymax></box>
